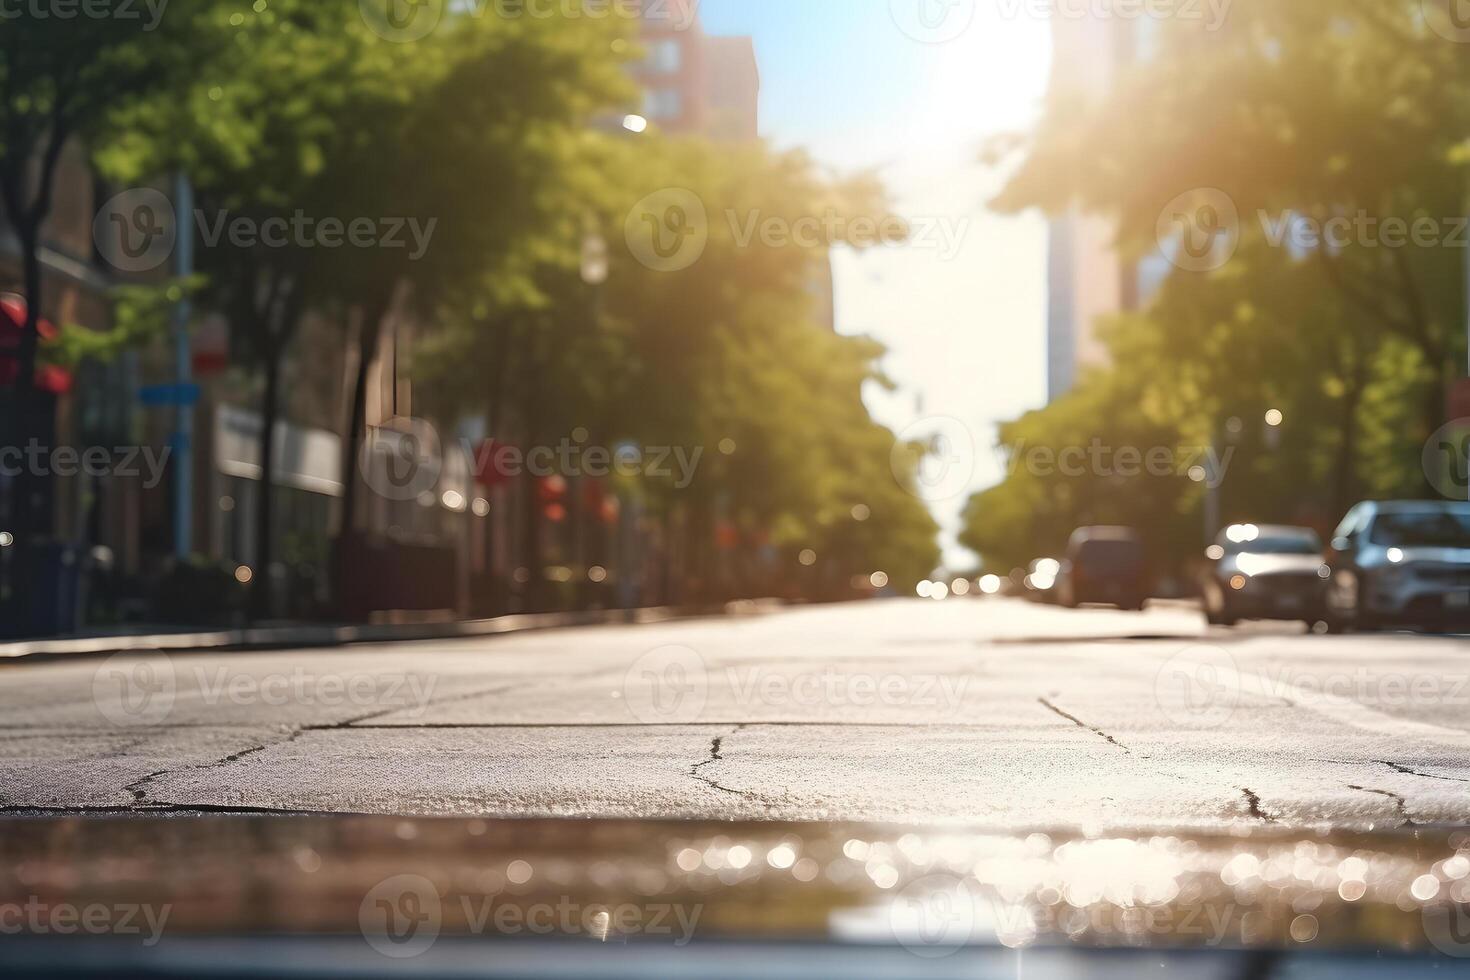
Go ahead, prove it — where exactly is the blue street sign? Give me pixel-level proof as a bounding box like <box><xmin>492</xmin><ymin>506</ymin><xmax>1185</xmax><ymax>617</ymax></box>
<box><xmin>139</xmin><ymin>383</ymin><xmax>201</xmax><ymax>408</ymax></box>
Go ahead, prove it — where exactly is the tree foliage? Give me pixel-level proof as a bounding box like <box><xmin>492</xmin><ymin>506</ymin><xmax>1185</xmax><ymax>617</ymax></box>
<box><xmin>966</xmin><ymin>0</ymin><xmax>1470</xmax><ymax>575</ymax></box>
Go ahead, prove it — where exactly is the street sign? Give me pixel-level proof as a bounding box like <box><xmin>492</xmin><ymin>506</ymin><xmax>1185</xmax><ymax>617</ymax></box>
<box><xmin>139</xmin><ymin>382</ymin><xmax>201</xmax><ymax>408</ymax></box>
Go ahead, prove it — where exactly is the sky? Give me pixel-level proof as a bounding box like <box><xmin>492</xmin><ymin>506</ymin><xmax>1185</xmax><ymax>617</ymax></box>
<box><xmin>700</xmin><ymin>0</ymin><xmax>1054</xmax><ymax>571</ymax></box>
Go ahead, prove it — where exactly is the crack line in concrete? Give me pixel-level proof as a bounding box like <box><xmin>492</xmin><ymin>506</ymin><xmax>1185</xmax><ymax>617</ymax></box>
<box><xmin>123</xmin><ymin>729</ymin><xmax>303</xmax><ymax>808</ymax></box>
<box><xmin>1375</xmin><ymin>760</ymin><xmax>1470</xmax><ymax>784</ymax></box>
<box><xmin>1037</xmin><ymin>698</ymin><xmax>1129</xmax><ymax>752</ymax></box>
<box><xmin>689</xmin><ymin>725</ymin><xmax>752</xmax><ymax>798</ymax></box>
<box><xmin>1240</xmin><ymin>788</ymin><xmax>1276</xmax><ymax>823</ymax></box>
<box><xmin>1347</xmin><ymin>784</ymin><xmax>1417</xmax><ymax>827</ymax></box>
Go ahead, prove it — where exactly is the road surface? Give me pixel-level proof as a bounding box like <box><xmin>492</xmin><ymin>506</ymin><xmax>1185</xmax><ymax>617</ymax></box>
<box><xmin>2</xmin><ymin>599</ymin><xmax>1468</xmax><ymax>829</ymax></box>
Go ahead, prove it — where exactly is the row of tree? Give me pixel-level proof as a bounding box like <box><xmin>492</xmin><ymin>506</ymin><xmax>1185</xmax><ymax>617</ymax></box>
<box><xmin>964</xmin><ymin>0</ymin><xmax>1470</xmax><ymax>576</ymax></box>
<box><xmin>1</xmin><ymin>2</ymin><xmax>940</xmax><ymax>616</ymax></box>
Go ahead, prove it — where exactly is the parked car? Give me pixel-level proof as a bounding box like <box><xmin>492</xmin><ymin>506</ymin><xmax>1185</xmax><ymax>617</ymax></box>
<box><xmin>1058</xmin><ymin>527</ymin><xmax>1147</xmax><ymax>610</ymax></box>
<box><xmin>1201</xmin><ymin>524</ymin><xmax>1327</xmax><ymax>627</ymax></box>
<box><xmin>1323</xmin><ymin>500</ymin><xmax>1470</xmax><ymax>633</ymax></box>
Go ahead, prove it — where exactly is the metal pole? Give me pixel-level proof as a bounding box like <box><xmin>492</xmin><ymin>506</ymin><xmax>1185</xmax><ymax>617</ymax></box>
<box><xmin>1204</xmin><ymin>429</ymin><xmax>1221</xmax><ymax>545</ymax></box>
<box><xmin>172</xmin><ymin>174</ymin><xmax>194</xmax><ymax>558</ymax></box>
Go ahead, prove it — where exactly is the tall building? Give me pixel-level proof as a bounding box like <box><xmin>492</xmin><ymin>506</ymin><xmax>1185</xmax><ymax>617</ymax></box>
<box><xmin>1044</xmin><ymin>18</ymin><xmax>1168</xmax><ymax>402</ymax></box>
<box><xmin>633</xmin><ymin>3</ymin><xmax>759</xmax><ymax>142</ymax></box>
<box><xmin>702</xmin><ymin>36</ymin><xmax>761</xmax><ymax>143</ymax></box>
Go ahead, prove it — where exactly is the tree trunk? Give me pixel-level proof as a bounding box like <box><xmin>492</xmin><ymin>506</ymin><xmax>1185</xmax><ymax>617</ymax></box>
<box><xmin>1331</xmin><ymin>381</ymin><xmax>1363</xmax><ymax>524</ymax></box>
<box><xmin>251</xmin><ymin>340</ymin><xmax>283</xmax><ymax>622</ymax></box>
<box><xmin>336</xmin><ymin>302</ymin><xmax>388</xmax><ymax>529</ymax></box>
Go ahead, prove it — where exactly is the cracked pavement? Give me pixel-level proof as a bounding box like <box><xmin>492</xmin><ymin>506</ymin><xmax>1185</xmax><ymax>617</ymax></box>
<box><xmin>2</xmin><ymin>598</ymin><xmax>1469</xmax><ymax>829</ymax></box>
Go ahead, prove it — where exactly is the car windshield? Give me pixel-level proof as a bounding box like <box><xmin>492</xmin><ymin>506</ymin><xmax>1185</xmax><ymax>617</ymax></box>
<box><xmin>1229</xmin><ymin>534</ymin><xmax>1322</xmax><ymax>556</ymax></box>
<box><xmin>1074</xmin><ymin>539</ymin><xmax>1143</xmax><ymax>568</ymax></box>
<box><xmin>1369</xmin><ymin>511</ymin><xmax>1470</xmax><ymax>549</ymax></box>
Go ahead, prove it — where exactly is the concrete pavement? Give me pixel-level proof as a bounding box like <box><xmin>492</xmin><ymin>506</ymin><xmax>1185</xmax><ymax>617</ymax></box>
<box><xmin>2</xmin><ymin>599</ymin><xmax>1469</xmax><ymax>829</ymax></box>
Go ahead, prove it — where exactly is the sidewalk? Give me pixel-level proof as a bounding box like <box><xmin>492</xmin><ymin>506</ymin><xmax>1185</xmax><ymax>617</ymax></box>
<box><xmin>0</xmin><ymin>599</ymin><xmax>785</xmax><ymax>663</ymax></box>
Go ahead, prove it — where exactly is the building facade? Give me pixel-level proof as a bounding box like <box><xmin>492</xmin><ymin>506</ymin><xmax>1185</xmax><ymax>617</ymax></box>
<box><xmin>1044</xmin><ymin>17</ymin><xmax>1170</xmax><ymax>402</ymax></box>
<box><xmin>633</xmin><ymin>3</ymin><xmax>759</xmax><ymax>142</ymax></box>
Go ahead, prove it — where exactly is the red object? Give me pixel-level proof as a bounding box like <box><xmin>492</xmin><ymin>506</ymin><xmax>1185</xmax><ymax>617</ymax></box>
<box><xmin>599</xmin><ymin>498</ymin><xmax>620</xmax><ymax>524</ymax></box>
<box><xmin>582</xmin><ymin>478</ymin><xmax>603</xmax><ymax>507</ymax></box>
<box><xmin>473</xmin><ymin>440</ymin><xmax>516</xmax><ymax>489</ymax></box>
<box><xmin>538</xmin><ymin>475</ymin><xmax>568</xmax><ymax>503</ymax></box>
<box><xmin>1449</xmin><ymin>379</ymin><xmax>1470</xmax><ymax>423</ymax></box>
<box><xmin>544</xmin><ymin>503</ymin><xmax>567</xmax><ymax>524</ymax></box>
<box><xmin>715</xmin><ymin>522</ymin><xmax>739</xmax><ymax>550</ymax></box>
<box><xmin>192</xmin><ymin>350</ymin><xmax>229</xmax><ymax>376</ymax></box>
<box><xmin>0</xmin><ymin>296</ymin><xmax>70</xmax><ymax>394</ymax></box>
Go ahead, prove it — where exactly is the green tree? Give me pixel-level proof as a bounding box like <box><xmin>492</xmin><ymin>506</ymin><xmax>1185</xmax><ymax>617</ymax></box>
<box><xmin>0</xmin><ymin>4</ymin><xmax>221</xmax><ymax>537</ymax></box>
<box><xmin>966</xmin><ymin>0</ymin><xmax>1470</xmax><ymax>575</ymax></box>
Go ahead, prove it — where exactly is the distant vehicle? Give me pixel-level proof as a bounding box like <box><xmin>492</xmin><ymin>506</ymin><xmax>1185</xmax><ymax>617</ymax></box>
<box><xmin>1201</xmin><ymin>524</ymin><xmax>1327</xmax><ymax>627</ymax></box>
<box><xmin>1058</xmin><ymin>527</ymin><xmax>1147</xmax><ymax>610</ymax></box>
<box><xmin>1023</xmin><ymin>558</ymin><xmax>1061</xmax><ymax>603</ymax></box>
<box><xmin>1324</xmin><ymin>500</ymin><xmax>1470</xmax><ymax>633</ymax></box>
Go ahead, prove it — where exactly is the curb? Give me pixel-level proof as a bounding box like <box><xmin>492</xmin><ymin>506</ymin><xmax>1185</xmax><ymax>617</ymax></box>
<box><xmin>0</xmin><ymin>599</ymin><xmax>785</xmax><ymax>663</ymax></box>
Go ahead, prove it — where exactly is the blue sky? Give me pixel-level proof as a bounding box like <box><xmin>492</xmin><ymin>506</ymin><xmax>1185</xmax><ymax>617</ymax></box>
<box><xmin>700</xmin><ymin>0</ymin><xmax>1055</xmax><ymax>570</ymax></box>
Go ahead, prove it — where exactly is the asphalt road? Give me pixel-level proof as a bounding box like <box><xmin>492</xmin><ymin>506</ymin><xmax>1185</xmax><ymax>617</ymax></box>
<box><xmin>3</xmin><ymin>599</ymin><xmax>1469</xmax><ymax>830</ymax></box>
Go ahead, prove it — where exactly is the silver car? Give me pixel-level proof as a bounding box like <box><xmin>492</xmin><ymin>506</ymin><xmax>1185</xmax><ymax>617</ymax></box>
<box><xmin>1324</xmin><ymin>501</ymin><xmax>1470</xmax><ymax>632</ymax></box>
<box><xmin>1202</xmin><ymin>524</ymin><xmax>1327</xmax><ymax>627</ymax></box>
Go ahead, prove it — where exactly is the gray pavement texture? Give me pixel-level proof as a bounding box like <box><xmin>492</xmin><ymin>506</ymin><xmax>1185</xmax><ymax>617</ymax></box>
<box><xmin>2</xmin><ymin>598</ymin><xmax>1469</xmax><ymax>830</ymax></box>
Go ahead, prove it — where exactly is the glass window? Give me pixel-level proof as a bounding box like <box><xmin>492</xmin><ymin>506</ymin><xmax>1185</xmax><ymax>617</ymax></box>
<box><xmin>644</xmin><ymin>88</ymin><xmax>682</xmax><ymax>120</ymax></box>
